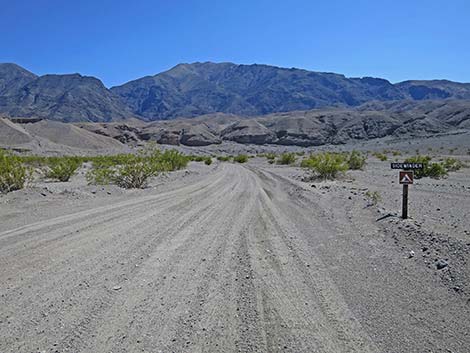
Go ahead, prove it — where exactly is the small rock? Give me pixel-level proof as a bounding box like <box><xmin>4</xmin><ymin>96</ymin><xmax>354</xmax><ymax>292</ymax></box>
<box><xmin>409</xmin><ymin>250</ymin><xmax>415</xmax><ymax>258</ymax></box>
<box><xmin>436</xmin><ymin>259</ymin><xmax>448</xmax><ymax>270</ymax></box>
<box><xmin>113</xmin><ymin>285</ymin><xmax>122</xmax><ymax>291</ymax></box>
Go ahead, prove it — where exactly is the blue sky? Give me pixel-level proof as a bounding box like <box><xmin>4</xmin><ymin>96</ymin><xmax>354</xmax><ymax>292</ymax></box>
<box><xmin>2</xmin><ymin>0</ymin><xmax>469</xmax><ymax>87</ymax></box>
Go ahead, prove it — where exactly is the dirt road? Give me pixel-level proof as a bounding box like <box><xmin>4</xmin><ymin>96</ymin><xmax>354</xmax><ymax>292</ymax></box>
<box><xmin>1</xmin><ymin>163</ymin><xmax>469</xmax><ymax>353</ymax></box>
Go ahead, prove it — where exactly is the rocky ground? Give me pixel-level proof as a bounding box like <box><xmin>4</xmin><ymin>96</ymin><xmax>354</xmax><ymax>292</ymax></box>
<box><xmin>0</xmin><ymin>148</ymin><xmax>469</xmax><ymax>353</ymax></box>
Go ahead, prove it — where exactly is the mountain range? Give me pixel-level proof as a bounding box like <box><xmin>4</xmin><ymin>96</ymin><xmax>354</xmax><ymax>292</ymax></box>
<box><xmin>1</xmin><ymin>62</ymin><xmax>470</xmax><ymax>122</ymax></box>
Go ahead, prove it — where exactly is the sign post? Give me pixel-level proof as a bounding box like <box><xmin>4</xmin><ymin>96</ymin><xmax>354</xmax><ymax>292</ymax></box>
<box><xmin>402</xmin><ymin>184</ymin><xmax>408</xmax><ymax>219</ymax></box>
<box><xmin>391</xmin><ymin>163</ymin><xmax>422</xmax><ymax>219</ymax></box>
<box><xmin>399</xmin><ymin>171</ymin><xmax>414</xmax><ymax>218</ymax></box>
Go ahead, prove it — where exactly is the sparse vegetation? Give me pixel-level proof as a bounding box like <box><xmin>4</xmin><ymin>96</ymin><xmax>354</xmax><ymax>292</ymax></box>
<box><xmin>404</xmin><ymin>155</ymin><xmax>449</xmax><ymax>179</ymax></box>
<box><xmin>204</xmin><ymin>157</ymin><xmax>212</xmax><ymax>165</ymax></box>
<box><xmin>0</xmin><ymin>150</ymin><xmax>31</xmax><ymax>193</ymax></box>
<box><xmin>233</xmin><ymin>154</ymin><xmax>248</xmax><ymax>163</ymax></box>
<box><xmin>45</xmin><ymin>157</ymin><xmax>82</xmax><ymax>182</ymax></box>
<box><xmin>347</xmin><ymin>150</ymin><xmax>366</xmax><ymax>170</ymax></box>
<box><xmin>442</xmin><ymin>157</ymin><xmax>465</xmax><ymax>172</ymax></box>
<box><xmin>265</xmin><ymin>153</ymin><xmax>276</xmax><ymax>160</ymax></box>
<box><xmin>276</xmin><ymin>153</ymin><xmax>296</xmax><ymax>165</ymax></box>
<box><xmin>301</xmin><ymin>152</ymin><xmax>348</xmax><ymax>180</ymax></box>
<box><xmin>365</xmin><ymin>190</ymin><xmax>382</xmax><ymax>206</ymax></box>
<box><xmin>87</xmin><ymin>148</ymin><xmax>189</xmax><ymax>188</ymax></box>
<box><xmin>217</xmin><ymin>155</ymin><xmax>231</xmax><ymax>162</ymax></box>
<box><xmin>189</xmin><ymin>155</ymin><xmax>205</xmax><ymax>162</ymax></box>
<box><xmin>372</xmin><ymin>152</ymin><xmax>387</xmax><ymax>161</ymax></box>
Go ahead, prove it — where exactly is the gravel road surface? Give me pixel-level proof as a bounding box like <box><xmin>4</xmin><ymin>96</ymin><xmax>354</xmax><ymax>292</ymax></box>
<box><xmin>1</xmin><ymin>162</ymin><xmax>469</xmax><ymax>353</ymax></box>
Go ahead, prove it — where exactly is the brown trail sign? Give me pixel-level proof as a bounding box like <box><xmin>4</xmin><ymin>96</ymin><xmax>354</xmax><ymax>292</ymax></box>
<box><xmin>392</xmin><ymin>164</ymin><xmax>422</xmax><ymax>219</ymax></box>
<box><xmin>399</xmin><ymin>171</ymin><xmax>414</xmax><ymax>185</ymax></box>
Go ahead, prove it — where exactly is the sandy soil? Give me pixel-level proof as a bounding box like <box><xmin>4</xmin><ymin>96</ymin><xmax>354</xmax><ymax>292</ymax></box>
<box><xmin>1</xmin><ymin>158</ymin><xmax>469</xmax><ymax>353</ymax></box>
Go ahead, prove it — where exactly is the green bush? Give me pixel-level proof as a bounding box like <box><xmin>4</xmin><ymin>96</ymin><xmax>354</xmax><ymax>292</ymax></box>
<box><xmin>113</xmin><ymin>161</ymin><xmax>155</xmax><ymax>189</ymax></box>
<box><xmin>0</xmin><ymin>151</ymin><xmax>31</xmax><ymax>193</ymax></box>
<box><xmin>442</xmin><ymin>158</ymin><xmax>464</xmax><ymax>172</ymax></box>
<box><xmin>301</xmin><ymin>152</ymin><xmax>348</xmax><ymax>180</ymax></box>
<box><xmin>347</xmin><ymin>150</ymin><xmax>366</xmax><ymax>170</ymax></box>
<box><xmin>217</xmin><ymin>156</ymin><xmax>231</xmax><ymax>162</ymax></box>
<box><xmin>427</xmin><ymin>163</ymin><xmax>448</xmax><ymax>178</ymax></box>
<box><xmin>86</xmin><ymin>166</ymin><xmax>115</xmax><ymax>185</ymax></box>
<box><xmin>189</xmin><ymin>155</ymin><xmax>206</xmax><ymax>162</ymax></box>
<box><xmin>372</xmin><ymin>152</ymin><xmax>387</xmax><ymax>161</ymax></box>
<box><xmin>45</xmin><ymin>158</ymin><xmax>81</xmax><ymax>182</ymax></box>
<box><xmin>233</xmin><ymin>155</ymin><xmax>248</xmax><ymax>163</ymax></box>
<box><xmin>265</xmin><ymin>153</ymin><xmax>276</xmax><ymax>160</ymax></box>
<box><xmin>204</xmin><ymin>157</ymin><xmax>212</xmax><ymax>165</ymax></box>
<box><xmin>157</xmin><ymin>150</ymin><xmax>189</xmax><ymax>171</ymax></box>
<box><xmin>404</xmin><ymin>155</ymin><xmax>447</xmax><ymax>179</ymax></box>
<box><xmin>276</xmin><ymin>153</ymin><xmax>296</xmax><ymax>165</ymax></box>
<box><xmin>87</xmin><ymin>149</ymin><xmax>189</xmax><ymax>189</ymax></box>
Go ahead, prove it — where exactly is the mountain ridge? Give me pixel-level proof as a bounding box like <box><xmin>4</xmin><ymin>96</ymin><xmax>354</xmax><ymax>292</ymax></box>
<box><xmin>1</xmin><ymin>62</ymin><xmax>470</xmax><ymax>122</ymax></box>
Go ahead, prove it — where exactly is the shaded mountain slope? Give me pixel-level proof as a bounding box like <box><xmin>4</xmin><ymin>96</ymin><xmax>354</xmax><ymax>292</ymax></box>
<box><xmin>111</xmin><ymin>62</ymin><xmax>470</xmax><ymax>120</ymax></box>
<box><xmin>0</xmin><ymin>64</ymin><xmax>134</xmax><ymax>122</ymax></box>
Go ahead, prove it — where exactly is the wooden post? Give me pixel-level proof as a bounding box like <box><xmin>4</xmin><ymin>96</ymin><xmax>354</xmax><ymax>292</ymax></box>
<box><xmin>402</xmin><ymin>184</ymin><xmax>409</xmax><ymax>219</ymax></box>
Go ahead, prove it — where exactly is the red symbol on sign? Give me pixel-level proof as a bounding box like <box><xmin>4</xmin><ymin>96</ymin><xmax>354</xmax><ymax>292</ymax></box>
<box><xmin>399</xmin><ymin>171</ymin><xmax>414</xmax><ymax>185</ymax></box>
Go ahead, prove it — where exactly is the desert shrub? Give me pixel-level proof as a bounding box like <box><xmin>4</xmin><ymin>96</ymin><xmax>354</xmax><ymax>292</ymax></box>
<box><xmin>427</xmin><ymin>163</ymin><xmax>448</xmax><ymax>178</ymax></box>
<box><xmin>86</xmin><ymin>149</ymin><xmax>189</xmax><ymax>188</ymax></box>
<box><xmin>204</xmin><ymin>157</ymin><xmax>212</xmax><ymax>165</ymax></box>
<box><xmin>189</xmin><ymin>155</ymin><xmax>208</xmax><ymax>163</ymax></box>
<box><xmin>347</xmin><ymin>150</ymin><xmax>366</xmax><ymax>170</ymax></box>
<box><xmin>0</xmin><ymin>151</ymin><xmax>31</xmax><ymax>193</ymax></box>
<box><xmin>442</xmin><ymin>158</ymin><xmax>465</xmax><ymax>172</ymax></box>
<box><xmin>276</xmin><ymin>153</ymin><xmax>297</xmax><ymax>165</ymax></box>
<box><xmin>365</xmin><ymin>190</ymin><xmax>382</xmax><ymax>206</ymax></box>
<box><xmin>404</xmin><ymin>155</ymin><xmax>447</xmax><ymax>179</ymax></box>
<box><xmin>268</xmin><ymin>159</ymin><xmax>275</xmax><ymax>164</ymax></box>
<box><xmin>296</xmin><ymin>151</ymin><xmax>305</xmax><ymax>156</ymax></box>
<box><xmin>392</xmin><ymin>150</ymin><xmax>402</xmax><ymax>156</ymax></box>
<box><xmin>45</xmin><ymin>157</ymin><xmax>82</xmax><ymax>182</ymax></box>
<box><xmin>18</xmin><ymin>155</ymin><xmax>49</xmax><ymax>167</ymax></box>
<box><xmin>265</xmin><ymin>153</ymin><xmax>276</xmax><ymax>160</ymax></box>
<box><xmin>301</xmin><ymin>152</ymin><xmax>348</xmax><ymax>180</ymax></box>
<box><xmin>88</xmin><ymin>156</ymin><xmax>155</xmax><ymax>189</ymax></box>
<box><xmin>113</xmin><ymin>160</ymin><xmax>156</xmax><ymax>189</ymax></box>
<box><xmin>372</xmin><ymin>152</ymin><xmax>387</xmax><ymax>161</ymax></box>
<box><xmin>157</xmin><ymin>150</ymin><xmax>189</xmax><ymax>171</ymax></box>
<box><xmin>86</xmin><ymin>166</ymin><xmax>115</xmax><ymax>185</ymax></box>
<box><xmin>217</xmin><ymin>155</ymin><xmax>231</xmax><ymax>162</ymax></box>
<box><xmin>233</xmin><ymin>154</ymin><xmax>248</xmax><ymax>163</ymax></box>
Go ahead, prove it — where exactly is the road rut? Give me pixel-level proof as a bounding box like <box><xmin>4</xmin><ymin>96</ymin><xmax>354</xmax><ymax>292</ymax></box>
<box><xmin>1</xmin><ymin>163</ymin><xmax>469</xmax><ymax>353</ymax></box>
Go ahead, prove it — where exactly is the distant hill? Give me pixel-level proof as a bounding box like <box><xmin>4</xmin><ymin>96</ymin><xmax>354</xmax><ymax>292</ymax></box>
<box><xmin>76</xmin><ymin>100</ymin><xmax>470</xmax><ymax>147</ymax></box>
<box><xmin>111</xmin><ymin>62</ymin><xmax>470</xmax><ymax>120</ymax></box>
<box><xmin>1</xmin><ymin>62</ymin><xmax>470</xmax><ymax>122</ymax></box>
<box><xmin>0</xmin><ymin>64</ymin><xmax>134</xmax><ymax>122</ymax></box>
